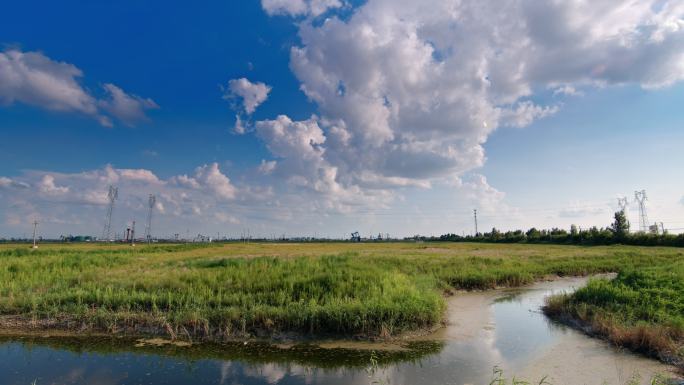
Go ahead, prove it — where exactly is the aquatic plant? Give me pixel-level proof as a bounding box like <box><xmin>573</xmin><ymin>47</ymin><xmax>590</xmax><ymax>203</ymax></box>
<box><xmin>0</xmin><ymin>242</ymin><xmax>681</xmax><ymax>343</ymax></box>
<box><xmin>544</xmin><ymin>262</ymin><xmax>684</xmax><ymax>371</ymax></box>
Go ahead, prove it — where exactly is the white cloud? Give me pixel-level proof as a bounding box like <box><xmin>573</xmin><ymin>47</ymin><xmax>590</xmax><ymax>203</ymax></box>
<box><xmin>254</xmin><ymin>115</ymin><xmax>395</xmax><ymax>211</ymax></box>
<box><xmin>192</xmin><ymin>163</ymin><xmax>237</xmax><ymax>200</ymax></box>
<box><xmin>552</xmin><ymin>85</ymin><xmax>583</xmax><ymax>97</ymax></box>
<box><xmin>258</xmin><ymin>159</ymin><xmax>277</xmax><ymax>174</ymax></box>
<box><xmin>234</xmin><ymin>114</ymin><xmax>246</xmax><ymax>134</ymax></box>
<box><xmin>245</xmin><ymin>0</ymin><xmax>684</xmax><ymax>213</ymax></box>
<box><xmin>500</xmin><ymin>101</ymin><xmax>559</xmax><ymax>128</ymax></box>
<box><xmin>0</xmin><ymin>177</ymin><xmax>30</xmax><ymax>189</ymax></box>
<box><xmin>172</xmin><ymin>163</ymin><xmax>237</xmax><ymax>200</ymax></box>
<box><xmin>38</xmin><ymin>175</ymin><xmax>69</xmax><ymax>195</ymax></box>
<box><xmin>0</xmin><ymin>49</ymin><xmax>99</xmax><ymax>116</ymax></box>
<box><xmin>261</xmin><ymin>0</ymin><xmax>342</xmax><ymax>17</ymax></box>
<box><xmin>99</xmin><ymin>83</ymin><xmax>159</xmax><ymax>126</ymax></box>
<box><xmin>0</xmin><ymin>49</ymin><xmax>157</xmax><ymax>126</ymax></box>
<box><xmin>225</xmin><ymin>78</ymin><xmax>271</xmax><ymax>114</ymax></box>
<box><xmin>559</xmin><ymin>201</ymin><xmax>609</xmax><ymax>218</ymax></box>
<box><xmin>118</xmin><ymin>169</ymin><xmax>162</xmax><ymax>184</ymax></box>
<box><xmin>0</xmin><ymin>165</ymin><xmax>243</xmax><ymax>237</ymax></box>
<box><xmin>458</xmin><ymin>174</ymin><xmax>508</xmax><ymax>214</ymax></box>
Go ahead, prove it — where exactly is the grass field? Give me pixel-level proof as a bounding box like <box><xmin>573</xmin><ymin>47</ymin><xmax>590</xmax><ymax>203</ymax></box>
<box><xmin>0</xmin><ymin>242</ymin><xmax>682</xmax><ymax>356</ymax></box>
<box><xmin>544</xmin><ymin>259</ymin><xmax>684</xmax><ymax>368</ymax></box>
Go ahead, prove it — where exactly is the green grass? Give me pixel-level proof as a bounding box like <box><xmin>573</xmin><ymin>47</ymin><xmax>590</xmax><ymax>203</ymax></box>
<box><xmin>544</xmin><ymin>260</ymin><xmax>684</xmax><ymax>368</ymax></box>
<box><xmin>0</xmin><ymin>242</ymin><xmax>682</xmax><ymax>343</ymax></box>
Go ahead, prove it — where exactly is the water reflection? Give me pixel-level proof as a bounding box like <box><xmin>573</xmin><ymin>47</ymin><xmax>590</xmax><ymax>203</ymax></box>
<box><xmin>0</xmin><ymin>277</ymin><xmax>678</xmax><ymax>385</ymax></box>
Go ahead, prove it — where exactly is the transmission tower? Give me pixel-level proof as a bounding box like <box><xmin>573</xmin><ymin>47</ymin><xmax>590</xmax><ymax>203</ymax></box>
<box><xmin>473</xmin><ymin>209</ymin><xmax>479</xmax><ymax>236</ymax></box>
<box><xmin>144</xmin><ymin>194</ymin><xmax>156</xmax><ymax>243</ymax></box>
<box><xmin>634</xmin><ymin>190</ymin><xmax>649</xmax><ymax>232</ymax></box>
<box><xmin>617</xmin><ymin>197</ymin><xmax>628</xmax><ymax>213</ymax></box>
<box><xmin>101</xmin><ymin>185</ymin><xmax>118</xmax><ymax>241</ymax></box>
<box><xmin>131</xmin><ymin>221</ymin><xmax>136</xmax><ymax>246</ymax></box>
<box><xmin>32</xmin><ymin>219</ymin><xmax>39</xmax><ymax>249</ymax></box>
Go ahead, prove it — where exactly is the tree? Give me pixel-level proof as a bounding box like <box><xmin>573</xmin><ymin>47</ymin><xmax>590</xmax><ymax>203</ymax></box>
<box><xmin>611</xmin><ymin>210</ymin><xmax>630</xmax><ymax>239</ymax></box>
<box><xmin>570</xmin><ymin>224</ymin><xmax>579</xmax><ymax>235</ymax></box>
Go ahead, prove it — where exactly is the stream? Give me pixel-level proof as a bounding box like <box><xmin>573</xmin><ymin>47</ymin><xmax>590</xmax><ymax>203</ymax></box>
<box><xmin>1</xmin><ymin>276</ymin><xmax>679</xmax><ymax>385</ymax></box>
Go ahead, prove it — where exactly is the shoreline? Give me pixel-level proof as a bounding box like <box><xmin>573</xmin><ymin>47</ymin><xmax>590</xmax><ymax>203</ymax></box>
<box><xmin>0</xmin><ymin>274</ymin><xmax>598</xmax><ymax>347</ymax></box>
<box><xmin>543</xmin><ymin>298</ymin><xmax>684</xmax><ymax>372</ymax></box>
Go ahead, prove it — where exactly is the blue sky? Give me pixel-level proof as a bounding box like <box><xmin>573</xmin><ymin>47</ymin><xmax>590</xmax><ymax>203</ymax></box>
<box><xmin>1</xmin><ymin>0</ymin><xmax>683</xmax><ymax>239</ymax></box>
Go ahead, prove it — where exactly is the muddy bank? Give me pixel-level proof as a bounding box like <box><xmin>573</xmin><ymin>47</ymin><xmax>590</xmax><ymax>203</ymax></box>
<box><xmin>1</xmin><ymin>276</ymin><xmax>681</xmax><ymax>385</ymax></box>
<box><xmin>0</xmin><ymin>274</ymin><xmax>594</xmax><ymax>345</ymax></box>
<box><xmin>543</xmin><ymin>301</ymin><xmax>684</xmax><ymax>371</ymax></box>
<box><xmin>426</xmin><ymin>277</ymin><xmax>680</xmax><ymax>383</ymax></box>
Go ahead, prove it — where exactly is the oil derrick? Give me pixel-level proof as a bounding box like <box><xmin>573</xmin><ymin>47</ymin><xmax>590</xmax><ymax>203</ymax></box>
<box><xmin>351</xmin><ymin>231</ymin><xmax>361</xmax><ymax>242</ymax></box>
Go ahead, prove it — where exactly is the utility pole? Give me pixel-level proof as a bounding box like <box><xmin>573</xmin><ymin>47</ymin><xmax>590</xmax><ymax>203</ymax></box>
<box><xmin>102</xmin><ymin>185</ymin><xmax>118</xmax><ymax>241</ymax></box>
<box><xmin>32</xmin><ymin>220</ymin><xmax>39</xmax><ymax>249</ymax></box>
<box><xmin>473</xmin><ymin>209</ymin><xmax>478</xmax><ymax>236</ymax></box>
<box><xmin>634</xmin><ymin>190</ymin><xmax>649</xmax><ymax>232</ymax></box>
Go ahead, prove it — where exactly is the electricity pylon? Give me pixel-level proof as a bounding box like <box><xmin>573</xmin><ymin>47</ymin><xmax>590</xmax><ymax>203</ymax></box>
<box><xmin>634</xmin><ymin>190</ymin><xmax>649</xmax><ymax>233</ymax></box>
<box><xmin>102</xmin><ymin>185</ymin><xmax>118</xmax><ymax>241</ymax></box>
<box><xmin>144</xmin><ymin>194</ymin><xmax>156</xmax><ymax>243</ymax></box>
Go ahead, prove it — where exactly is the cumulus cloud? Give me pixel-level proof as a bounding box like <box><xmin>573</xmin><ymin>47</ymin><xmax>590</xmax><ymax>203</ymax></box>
<box><xmin>255</xmin><ymin>115</ymin><xmax>338</xmax><ymax>193</ymax></box>
<box><xmin>38</xmin><ymin>175</ymin><xmax>69</xmax><ymax>195</ymax></box>
<box><xmin>0</xmin><ymin>177</ymin><xmax>30</xmax><ymax>189</ymax></box>
<box><xmin>457</xmin><ymin>174</ymin><xmax>510</xmax><ymax>214</ymax></box>
<box><xmin>0</xmin><ymin>49</ymin><xmax>157</xmax><ymax>126</ymax></box>
<box><xmin>245</xmin><ymin>0</ymin><xmax>684</xmax><ymax>211</ymax></box>
<box><xmin>225</xmin><ymin>78</ymin><xmax>271</xmax><ymax>114</ymax></box>
<box><xmin>0</xmin><ymin>163</ymin><xmax>394</xmax><ymax>238</ymax></box>
<box><xmin>253</xmin><ymin>114</ymin><xmax>395</xmax><ymax>211</ymax></box>
<box><xmin>500</xmin><ymin>101</ymin><xmax>559</xmax><ymax>128</ymax></box>
<box><xmin>0</xmin><ymin>164</ymin><xmax>243</xmax><ymax>237</ymax></box>
<box><xmin>261</xmin><ymin>0</ymin><xmax>343</xmax><ymax>17</ymax></box>
<box><xmin>191</xmin><ymin>163</ymin><xmax>237</xmax><ymax>200</ymax></box>
<box><xmin>234</xmin><ymin>114</ymin><xmax>246</xmax><ymax>134</ymax></box>
<box><xmin>99</xmin><ymin>83</ymin><xmax>159</xmax><ymax>126</ymax></box>
<box><xmin>258</xmin><ymin>159</ymin><xmax>277</xmax><ymax>174</ymax></box>
<box><xmin>0</xmin><ymin>49</ymin><xmax>99</xmax><ymax>115</ymax></box>
<box><xmin>118</xmin><ymin>168</ymin><xmax>162</xmax><ymax>184</ymax></box>
<box><xmin>552</xmin><ymin>85</ymin><xmax>583</xmax><ymax>97</ymax></box>
<box><xmin>172</xmin><ymin>163</ymin><xmax>237</xmax><ymax>200</ymax></box>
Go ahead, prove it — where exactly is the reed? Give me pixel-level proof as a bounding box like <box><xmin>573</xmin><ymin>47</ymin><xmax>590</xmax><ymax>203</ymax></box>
<box><xmin>0</xmin><ymin>242</ymin><xmax>681</xmax><ymax>343</ymax></box>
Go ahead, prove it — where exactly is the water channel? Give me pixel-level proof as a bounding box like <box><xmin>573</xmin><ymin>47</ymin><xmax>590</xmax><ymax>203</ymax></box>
<box><xmin>1</xmin><ymin>277</ymin><xmax>679</xmax><ymax>385</ymax></box>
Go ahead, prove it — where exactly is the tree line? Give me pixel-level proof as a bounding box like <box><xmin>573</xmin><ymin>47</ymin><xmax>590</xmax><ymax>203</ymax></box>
<box><xmin>420</xmin><ymin>211</ymin><xmax>684</xmax><ymax>247</ymax></box>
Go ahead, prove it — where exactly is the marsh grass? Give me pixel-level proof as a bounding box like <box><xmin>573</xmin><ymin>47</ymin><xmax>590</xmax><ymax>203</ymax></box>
<box><xmin>544</xmin><ymin>261</ymin><xmax>684</xmax><ymax>370</ymax></box>
<box><xmin>1</xmin><ymin>242</ymin><xmax>682</xmax><ymax>342</ymax></box>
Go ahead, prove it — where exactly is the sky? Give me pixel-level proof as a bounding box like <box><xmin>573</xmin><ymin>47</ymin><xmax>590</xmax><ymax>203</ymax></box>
<box><xmin>1</xmin><ymin>0</ymin><xmax>683</xmax><ymax>239</ymax></box>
